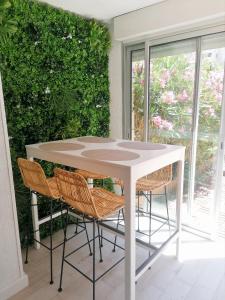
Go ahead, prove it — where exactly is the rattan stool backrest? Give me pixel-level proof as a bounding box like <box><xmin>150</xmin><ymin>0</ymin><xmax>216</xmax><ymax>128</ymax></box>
<box><xmin>54</xmin><ymin>168</ymin><xmax>100</xmax><ymax>219</ymax></box>
<box><xmin>146</xmin><ymin>164</ymin><xmax>172</xmax><ymax>182</ymax></box>
<box><xmin>17</xmin><ymin>158</ymin><xmax>53</xmax><ymax>198</ymax></box>
<box><xmin>115</xmin><ymin>164</ymin><xmax>172</xmax><ymax>186</ymax></box>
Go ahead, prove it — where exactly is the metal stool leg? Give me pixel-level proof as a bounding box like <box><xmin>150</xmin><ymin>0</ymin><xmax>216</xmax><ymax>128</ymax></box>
<box><xmin>121</xmin><ymin>186</ymin><xmax>124</xmax><ymax>196</ymax></box>
<box><xmin>146</xmin><ymin>192</ymin><xmax>150</xmax><ymax>213</ymax></box>
<box><xmin>164</xmin><ymin>186</ymin><xmax>171</xmax><ymax>231</ymax></box>
<box><xmin>137</xmin><ymin>191</ymin><xmax>140</xmax><ymax>232</ymax></box>
<box><xmin>121</xmin><ymin>208</ymin><xmax>125</xmax><ymax>221</ymax></box>
<box><xmin>24</xmin><ymin>225</ymin><xmax>29</xmax><ymax>264</ymax></box>
<box><xmin>60</xmin><ymin>201</ymin><xmax>64</xmax><ymax>228</ymax></box>
<box><xmin>97</xmin><ymin>222</ymin><xmax>103</xmax><ymax>262</ymax></box>
<box><xmin>112</xmin><ymin>209</ymin><xmax>121</xmax><ymax>252</ymax></box>
<box><xmin>100</xmin><ymin>229</ymin><xmax>103</xmax><ymax>247</ymax></box>
<box><xmin>75</xmin><ymin>217</ymin><xmax>78</xmax><ymax>234</ymax></box>
<box><xmin>49</xmin><ymin>198</ymin><xmax>54</xmax><ymax>284</ymax></box>
<box><xmin>149</xmin><ymin>192</ymin><xmax>152</xmax><ymax>257</ymax></box>
<box><xmin>24</xmin><ymin>191</ymin><xmax>33</xmax><ymax>264</ymax></box>
<box><xmin>93</xmin><ymin>219</ymin><xmax>96</xmax><ymax>300</ymax></box>
<box><xmin>83</xmin><ymin>216</ymin><xmax>93</xmax><ymax>256</ymax></box>
<box><xmin>58</xmin><ymin>208</ymin><xmax>69</xmax><ymax>292</ymax></box>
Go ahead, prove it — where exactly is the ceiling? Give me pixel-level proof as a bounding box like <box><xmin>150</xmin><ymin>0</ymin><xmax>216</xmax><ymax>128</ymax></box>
<box><xmin>39</xmin><ymin>0</ymin><xmax>167</xmax><ymax>21</ymax></box>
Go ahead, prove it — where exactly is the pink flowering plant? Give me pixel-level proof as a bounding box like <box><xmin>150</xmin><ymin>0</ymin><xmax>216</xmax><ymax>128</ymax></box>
<box><xmin>132</xmin><ymin>49</ymin><xmax>224</xmax><ymax>189</ymax></box>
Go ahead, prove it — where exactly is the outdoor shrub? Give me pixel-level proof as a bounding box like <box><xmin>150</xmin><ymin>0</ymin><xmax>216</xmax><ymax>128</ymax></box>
<box><xmin>0</xmin><ymin>0</ymin><xmax>111</xmax><ymax>245</ymax></box>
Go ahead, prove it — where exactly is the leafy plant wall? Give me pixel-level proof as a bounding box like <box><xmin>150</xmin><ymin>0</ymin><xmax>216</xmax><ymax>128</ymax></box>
<box><xmin>0</xmin><ymin>0</ymin><xmax>111</xmax><ymax>245</ymax></box>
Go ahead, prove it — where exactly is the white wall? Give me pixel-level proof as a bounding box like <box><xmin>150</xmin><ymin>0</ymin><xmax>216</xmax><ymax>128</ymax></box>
<box><xmin>114</xmin><ymin>0</ymin><xmax>225</xmax><ymax>41</ymax></box>
<box><xmin>109</xmin><ymin>0</ymin><xmax>225</xmax><ymax>138</ymax></box>
<box><xmin>0</xmin><ymin>77</ymin><xmax>28</xmax><ymax>300</ymax></box>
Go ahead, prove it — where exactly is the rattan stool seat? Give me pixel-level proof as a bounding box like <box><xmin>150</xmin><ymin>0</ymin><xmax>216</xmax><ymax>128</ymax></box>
<box><xmin>90</xmin><ymin>188</ymin><xmax>124</xmax><ymax>219</ymax></box>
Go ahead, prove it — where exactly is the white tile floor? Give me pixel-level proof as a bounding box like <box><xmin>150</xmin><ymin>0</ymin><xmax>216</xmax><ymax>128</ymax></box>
<box><xmin>10</xmin><ymin>221</ymin><xmax>225</xmax><ymax>300</ymax></box>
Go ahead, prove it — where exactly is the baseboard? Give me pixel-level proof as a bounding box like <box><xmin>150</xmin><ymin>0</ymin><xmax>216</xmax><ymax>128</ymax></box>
<box><xmin>0</xmin><ymin>273</ymin><xmax>29</xmax><ymax>300</ymax></box>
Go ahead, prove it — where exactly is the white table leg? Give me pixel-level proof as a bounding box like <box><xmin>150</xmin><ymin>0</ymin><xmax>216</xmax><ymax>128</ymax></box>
<box><xmin>124</xmin><ymin>172</ymin><xmax>136</xmax><ymax>300</ymax></box>
<box><xmin>31</xmin><ymin>191</ymin><xmax>40</xmax><ymax>249</ymax></box>
<box><xmin>87</xmin><ymin>178</ymin><xmax>93</xmax><ymax>188</ymax></box>
<box><xmin>112</xmin><ymin>178</ymin><xmax>123</xmax><ymax>196</ymax></box>
<box><xmin>28</xmin><ymin>157</ymin><xmax>40</xmax><ymax>249</ymax></box>
<box><xmin>176</xmin><ymin>158</ymin><xmax>184</xmax><ymax>260</ymax></box>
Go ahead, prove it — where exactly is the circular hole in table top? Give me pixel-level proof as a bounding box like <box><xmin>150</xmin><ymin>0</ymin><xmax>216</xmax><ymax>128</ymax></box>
<box><xmin>39</xmin><ymin>142</ymin><xmax>85</xmax><ymax>152</ymax></box>
<box><xmin>81</xmin><ymin>149</ymin><xmax>140</xmax><ymax>161</ymax></box>
<box><xmin>118</xmin><ymin>141</ymin><xmax>166</xmax><ymax>150</ymax></box>
<box><xmin>77</xmin><ymin>136</ymin><xmax>116</xmax><ymax>143</ymax></box>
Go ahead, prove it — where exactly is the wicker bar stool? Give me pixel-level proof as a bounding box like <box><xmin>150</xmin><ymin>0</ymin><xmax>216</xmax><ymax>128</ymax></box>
<box><xmin>17</xmin><ymin>158</ymin><xmax>91</xmax><ymax>285</ymax></box>
<box><xmin>54</xmin><ymin>168</ymin><xmax>125</xmax><ymax>300</ymax></box>
<box><xmin>115</xmin><ymin>165</ymin><xmax>172</xmax><ymax>247</ymax></box>
<box><xmin>75</xmin><ymin>169</ymin><xmax>110</xmax><ymax>246</ymax></box>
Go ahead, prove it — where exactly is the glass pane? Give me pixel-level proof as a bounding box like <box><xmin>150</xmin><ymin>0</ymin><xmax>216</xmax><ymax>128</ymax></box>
<box><xmin>131</xmin><ymin>49</ymin><xmax>145</xmax><ymax>141</ymax></box>
<box><xmin>148</xmin><ymin>39</ymin><xmax>197</xmax><ymax>220</ymax></box>
<box><xmin>193</xmin><ymin>33</ymin><xmax>225</xmax><ymax>233</ymax></box>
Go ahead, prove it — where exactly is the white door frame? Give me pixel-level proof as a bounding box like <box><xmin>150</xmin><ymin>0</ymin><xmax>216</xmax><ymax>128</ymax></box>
<box><xmin>212</xmin><ymin>61</ymin><xmax>225</xmax><ymax>238</ymax></box>
<box><xmin>0</xmin><ymin>76</ymin><xmax>28</xmax><ymax>299</ymax></box>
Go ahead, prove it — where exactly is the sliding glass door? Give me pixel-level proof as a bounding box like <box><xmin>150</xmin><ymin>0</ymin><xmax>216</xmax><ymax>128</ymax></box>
<box><xmin>148</xmin><ymin>39</ymin><xmax>197</xmax><ymax>221</ymax></box>
<box><xmin>126</xmin><ymin>32</ymin><xmax>225</xmax><ymax>236</ymax></box>
<box><xmin>193</xmin><ymin>34</ymin><xmax>225</xmax><ymax>233</ymax></box>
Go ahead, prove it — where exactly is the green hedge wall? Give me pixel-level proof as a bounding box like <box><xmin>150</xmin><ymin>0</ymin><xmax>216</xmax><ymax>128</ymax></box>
<box><xmin>0</xmin><ymin>0</ymin><xmax>111</xmax><ymax>245</ymax></box>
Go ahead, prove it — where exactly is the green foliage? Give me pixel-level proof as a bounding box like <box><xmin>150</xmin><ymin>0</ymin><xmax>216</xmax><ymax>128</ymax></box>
<box><xmin>0</xmin><ymin>0</ymin><xmax>17</xmax><ymax>44</ymax></box>
<box><xmin>0</xmin><ymin>0</ymin><xmax>111</xmax><ymax>245</ymax></box>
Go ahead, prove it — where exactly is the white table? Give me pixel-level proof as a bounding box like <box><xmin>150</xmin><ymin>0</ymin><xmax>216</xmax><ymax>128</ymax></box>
<box><xmin>26</xmin><ymin>136</ymin><xmax>185</xmax><ymax>300</ymax></box>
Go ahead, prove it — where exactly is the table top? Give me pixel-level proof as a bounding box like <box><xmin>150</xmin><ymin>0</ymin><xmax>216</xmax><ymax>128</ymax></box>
<box><xmin>26</xmin><ymin>136</ymin><xmax>185</xmax><ymax>179</ymax></box>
